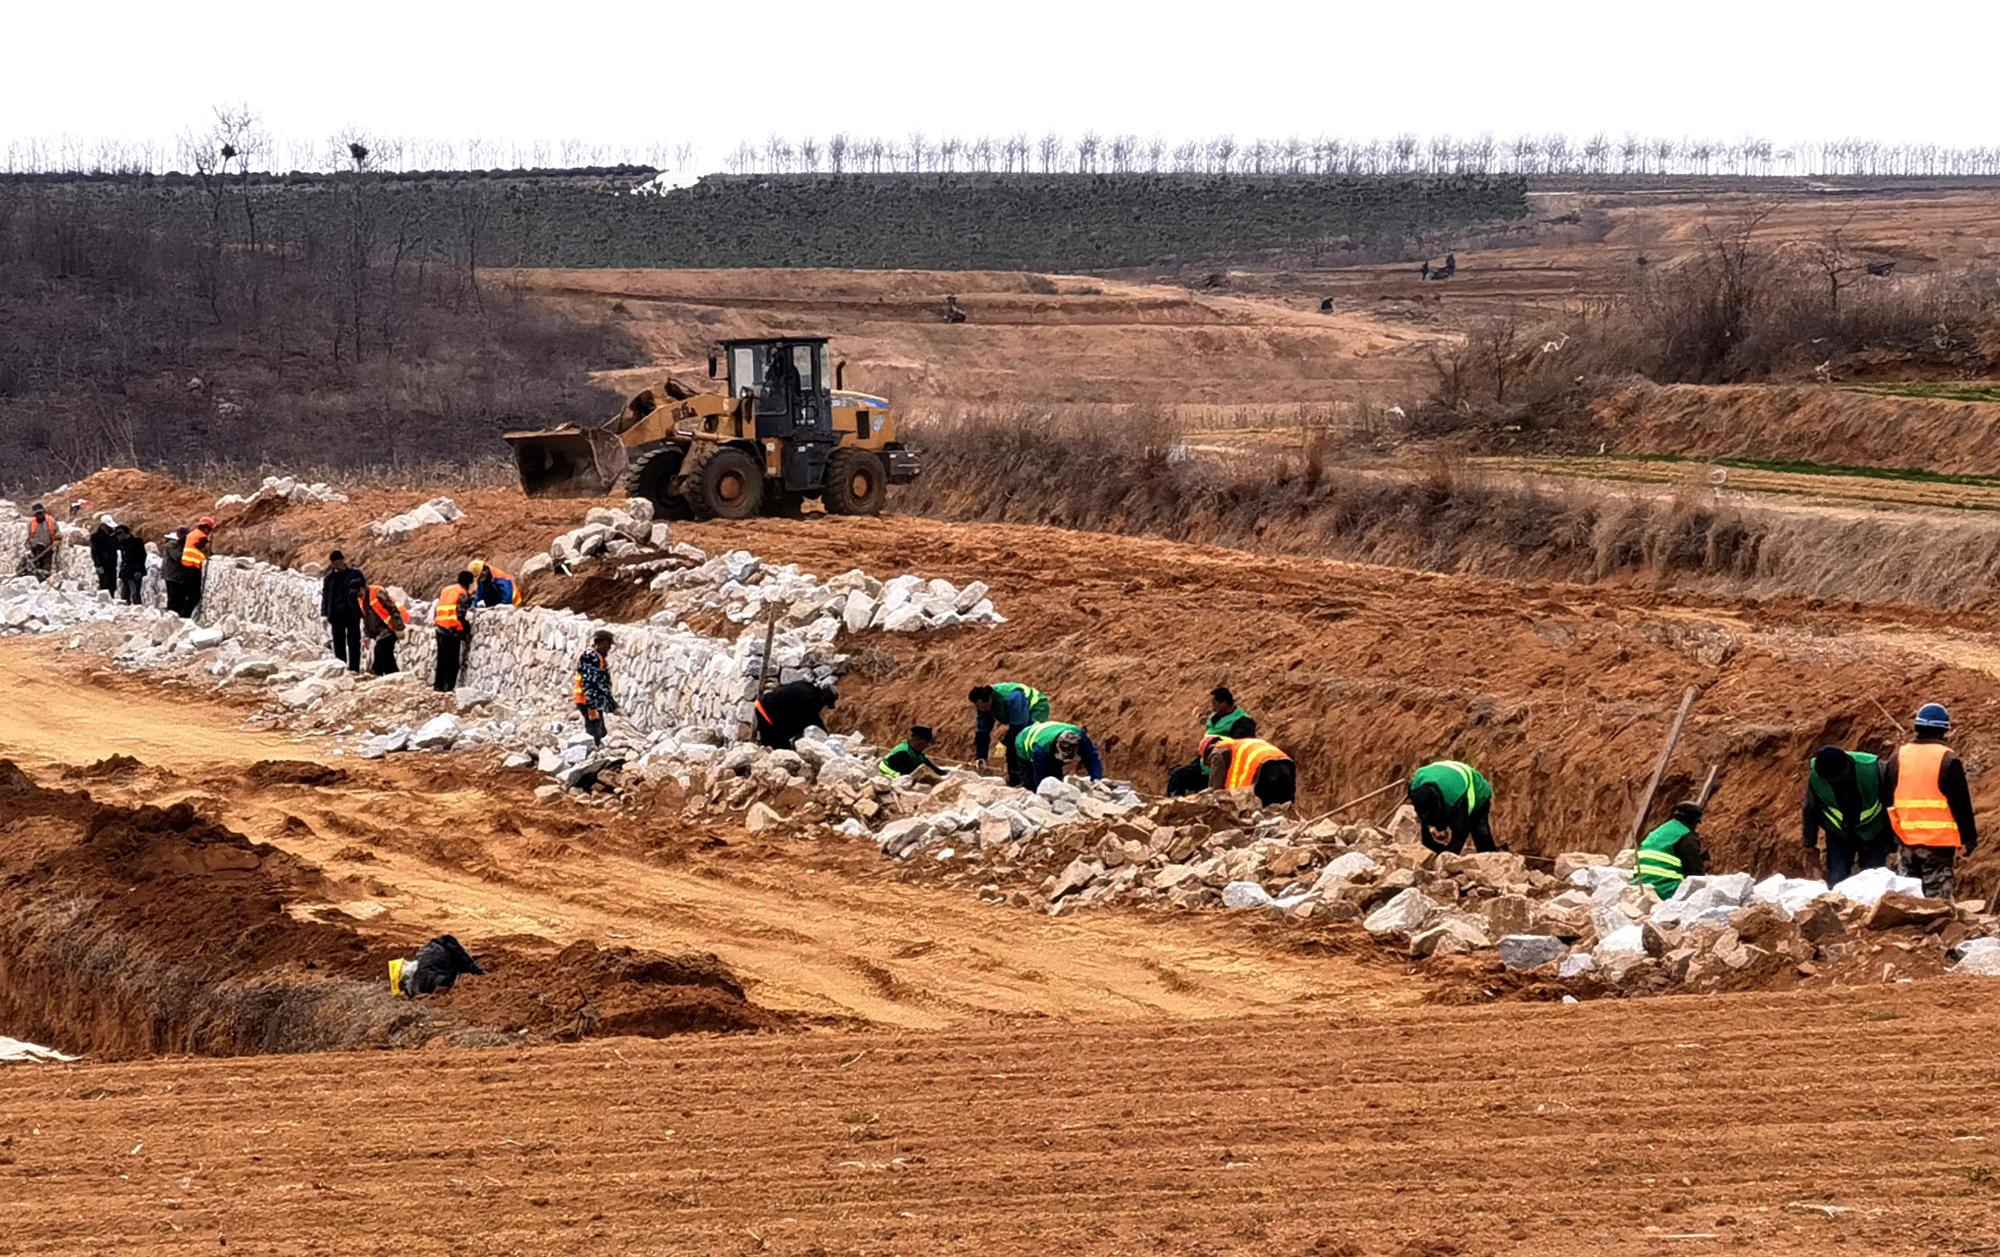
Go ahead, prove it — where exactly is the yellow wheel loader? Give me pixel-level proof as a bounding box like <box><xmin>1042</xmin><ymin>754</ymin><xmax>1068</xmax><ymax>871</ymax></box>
<box><xmin>504</xmin><ymin>336</ymin><xmax>919</xmax><ymax>519</ymax></box>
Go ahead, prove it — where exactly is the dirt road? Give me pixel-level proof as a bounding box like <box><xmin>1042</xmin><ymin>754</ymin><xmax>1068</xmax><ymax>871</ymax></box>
<box><xmin>0</xmin><ymin>641</ymin><xmax>1411</xmax><ymax>1032</ymax></box>
<box><xmin>4</xmin><ymin>983</ymin><xmax>1997</xmax><ymax>1255</ymax></box>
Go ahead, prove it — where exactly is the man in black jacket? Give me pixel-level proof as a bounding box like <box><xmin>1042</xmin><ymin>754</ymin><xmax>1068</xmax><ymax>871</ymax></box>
<box><xmin>755</xmin><ymin>681</ymin><xmax>838</xmax><ymax>749</ymax></box>
<box><xmin>113</xmin><ymin>525</ymin><xmax>146</xmax><ymax>605</ymax></box>
<box><xmin>88</xmin><ymin>515</ymin><xmax>119</xmax><ymax>594</ymax></box>
<box><xmin>319</xmin><ymin>551</ymin><xmax>369</xmax><ymax>672</ymax></box>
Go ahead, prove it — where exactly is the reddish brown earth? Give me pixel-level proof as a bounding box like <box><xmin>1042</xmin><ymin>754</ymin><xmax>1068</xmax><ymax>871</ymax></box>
<box><xmin>4</xmin><ymin>984</ymin><xmax>1999</xmax><ymax>1255</ymax></box>
<box><xmin>55</xmin><ymin>469</ymin><xmax>2000</xmax><ymax>890</ymax></box>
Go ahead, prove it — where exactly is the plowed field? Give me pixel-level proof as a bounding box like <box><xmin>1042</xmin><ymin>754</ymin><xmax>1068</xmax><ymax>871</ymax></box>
<box><xmin>5</xmin><ymin>985</ymin><xmax>1999</xmax><ymax>1255</ymax></box>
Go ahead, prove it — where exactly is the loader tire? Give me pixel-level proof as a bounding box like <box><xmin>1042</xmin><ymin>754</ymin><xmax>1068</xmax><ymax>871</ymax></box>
<box><xmin>823</xmin><ymin>449</ymin><xmax>887</xmax><ymax>516</ymax></box>
<box><xmin>624</xmin><ymin>445</ymin><xmax>687</xmax><ymax>518</ymax></box>
<box><xmin>683</xmin><ymin>445</ymin><xmax>764</xmax><ymax>521</ymax></box>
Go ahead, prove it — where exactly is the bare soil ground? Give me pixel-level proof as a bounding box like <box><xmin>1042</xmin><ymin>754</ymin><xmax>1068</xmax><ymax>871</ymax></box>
<box><xmin>49</xmin><ymin>469</ymin><xmax>2000</xmax><ymax>894</ymax></box>
<box><xmin>5</xmin><ymin>984</ymin><xmax>1999</xmax><ymax>1255</ymax></box>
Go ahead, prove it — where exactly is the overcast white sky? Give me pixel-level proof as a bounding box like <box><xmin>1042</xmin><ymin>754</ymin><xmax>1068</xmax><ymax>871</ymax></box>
<box><xmin>7</xmin><ymin>0</ymin><xmax>1995</xmax><ymax>166</ymax></box>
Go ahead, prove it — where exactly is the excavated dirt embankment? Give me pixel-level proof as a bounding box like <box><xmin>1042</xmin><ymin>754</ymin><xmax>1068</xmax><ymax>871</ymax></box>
<box><xmin>0</xmin><ymin>760</ymin><xmax>777</xmax><ymax>1059</ymax></box>
<box><xmin>1592</xmin><ymin>383</ymin><xmax>2000</xmax><ymax>473</ymax></box>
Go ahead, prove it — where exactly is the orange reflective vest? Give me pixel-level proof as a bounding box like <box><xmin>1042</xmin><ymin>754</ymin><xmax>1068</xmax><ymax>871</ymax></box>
<box><xmin>484</xmin><ymin>565</ymin><xmax>521</xmax><ymax>606</ymax></box>
<box><xmin>26</xmin><ymin>517</ymin><xmax>59</xmax><ymax>550</ymax></box>
<box><xmin>573</xmin><ymin>651</ymin><xmax>609</xmax><ymax>708</ymax></box>
<box><xmin>434</xmin><ymin>583</ymin><xmax>469</xmax><ymax>632</ymax></box>
<box><xmin>180</xmin><ymin>526</ymin><xmax>210</xmax><ymax>569</ymax></box>
<box><xmin>1888</xmin><ymin>742</ymin><xmax>1962</xmax><ymax>848</ymax></box>
<box><xmin>362</xmin><ymin>585</ymin><xmax>404</xmax><ymax>628</ymax></box>
<box><xmin>1215</xmin><ymin>737</ymin><xmax>1290</xmax><ymax>791</ymax></box>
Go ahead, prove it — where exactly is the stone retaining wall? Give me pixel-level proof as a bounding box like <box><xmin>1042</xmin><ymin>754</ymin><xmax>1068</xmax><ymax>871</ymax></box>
<box><xmin>6</xmin><ymin>523</ymin><xmax>835</xmax><ymax>737</ymax></box>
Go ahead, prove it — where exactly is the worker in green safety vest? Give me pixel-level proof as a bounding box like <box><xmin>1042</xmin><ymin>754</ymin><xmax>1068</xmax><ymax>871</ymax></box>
<box><xmin>970</xmin><ymin>682</ymin><xmax>1051</xmax><ymax>786</ymax></box>
<box><xmin>1802</xmin><ymin>745</ymin><xmax>1893</xmax><ymax>885</ymax></box>
<box><xmin>1168</xmin><ymin>687</ymin><xmax>1258</xmax><ymax>795</ymax></box>
<box><xmin>878</xmin><ymin>726</ymin><xmax>942</xmax><ymax>783</ymax></box>
<box><xmin>1406</xmin><ymin>760</ymin><xmax>1499</xmax><ymax>853</ymax></box>
<box><xmin>1013</xmin><ymin>720</ymin><xmax>1103</xmax><ymax>790</ymax></box>
<box><xmin>1635</xmin><ymin>801</ymin><xmax>1709</xmax><ymax>897</ymax></box>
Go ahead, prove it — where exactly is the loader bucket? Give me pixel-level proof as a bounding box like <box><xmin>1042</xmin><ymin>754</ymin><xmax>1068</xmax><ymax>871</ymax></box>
<box><xmin>504</xmin><ymin>427</ymin><xmax>630</xmax><ymax>498</ymax></box>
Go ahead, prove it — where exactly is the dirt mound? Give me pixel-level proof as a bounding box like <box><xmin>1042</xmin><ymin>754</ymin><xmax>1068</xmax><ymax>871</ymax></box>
<box><xmin>245</xmin><ymin>759</ymin><xmax>349</xmax><ymax>788</ymax></box>
<box><xmin>438</xmin><ymin>940</ymin><xmax>782</xmax><ymax>1039</ymax></box>
<box><xmin>65</xmin><ymin>467</ymin><xmax>214</xmax><ymax>535</ymax></box>
<box><xmin>0</xmin><ymin>761</ymin><xmax>775</xmax><ymax>1057</ymax></box>
<box><xmin>60</xmin><ymin>754</ymin><xmax>143</xmax><ymax>782</ymax></box>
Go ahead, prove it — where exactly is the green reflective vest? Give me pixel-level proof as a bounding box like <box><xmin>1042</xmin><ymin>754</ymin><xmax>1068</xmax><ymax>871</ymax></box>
<box><xmin>878</xmin><ymin>741</ymin><xmax>932</xmax><ymax>777</ymax></box>
<box><xmin>1410</xmin><ymin>761</ymin><xmax>1488</xmax><ymax>811</ymax></box>
<box><xmin>1015</xmin><ymin>720</ymin><xmax>1082</xmax><ymax>760</ymax></box>
<box><xmin>1635</xmin><ymin>818</ymin><xmax>1692</xmax><ymax>895</ymax></box>
<box><xmin>993</xmin><ymin>682</ymin><xmax>1050</xmax><ymax>724</ymax></box>
<box><xmin>1807</xmin><ymin>752</ymin><xmax>1888</xmax><ymax>841</ymax></box>
<box><xmin>1205</xmin><ymin>707</ymin><xmax>1250</xmax><ymax>737</ymax></box>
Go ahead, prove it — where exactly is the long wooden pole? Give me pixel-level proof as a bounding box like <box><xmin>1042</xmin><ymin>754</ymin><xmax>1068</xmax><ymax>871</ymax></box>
<box><xmin>1626</xmin><ymin>686</ymin><xmax>1699</xmax><ymax>849</ymax></box>
<box><xmin>1298</xmin><ymin>779</ymin><xmax>1405</xmax><ymax>829</ymax></box>
<box><xmin>756</xmin><ymin>604</ymin><xmax>779</xmax><ymax>696</ymax></box>
<box><xmin>1696</xmin><ymin>763</ymin><xmax>1719</xmax><ymax>807</ymax></box>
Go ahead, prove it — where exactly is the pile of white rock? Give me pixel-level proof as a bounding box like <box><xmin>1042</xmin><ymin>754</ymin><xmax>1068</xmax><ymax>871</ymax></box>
<box><xmin>521</xmin><ymin>502</ymin><xmax>669</xmax><ymax>578</ymax></box>
<box><xmin>368</xmin><ymin>497</ymin><xmax>462</xmax><ymax>540</ymax></box>
<box><xmin>213</xmin><ymin>476</ymin><xmax>348</xmax><ymax>511</ymax></box>
<box><xmin>649</xmin><ymin>555</ymin><xmax>1000</xmax><ymax>634</ymax></box>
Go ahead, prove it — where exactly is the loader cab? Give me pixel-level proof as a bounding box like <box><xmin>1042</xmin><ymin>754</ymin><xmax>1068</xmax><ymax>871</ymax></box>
<box><xmin>717</xmin><ymin>337</ymin><xmax>836</xmax><ymax>490</ymax></box>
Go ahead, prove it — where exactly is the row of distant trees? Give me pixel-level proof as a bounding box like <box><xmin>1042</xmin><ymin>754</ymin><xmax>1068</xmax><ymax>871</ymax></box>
<box><xmin>9</xmin><ymin>116</ymin><xmax>2000</xmax><ymax>180</ymax></box>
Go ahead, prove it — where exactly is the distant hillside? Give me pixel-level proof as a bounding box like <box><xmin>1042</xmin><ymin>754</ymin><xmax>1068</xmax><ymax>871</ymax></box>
<box><xmin>3</xmin><ymin>171</ymin><xmax>1528</xmax><ymax>271</ymax></box>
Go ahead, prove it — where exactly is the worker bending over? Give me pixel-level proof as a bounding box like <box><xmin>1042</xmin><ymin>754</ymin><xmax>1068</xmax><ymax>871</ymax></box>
<box><xmin>1883</xmin><ymin>703</ymin><xmax>1978</xmax><ymax>900</ymax></box>
<box><xmin>1802</xmin><ymin>745</ymin><xmax>1893</xmax><ymax>884</ymax></box>
<box><xmin>879</xmin><ymin>726</ymin><xmax>942</xmax><ymax>782</ymax></box>
<box><xmin>970</xmin><ymin>682</ymin><xmax>1050</xmax><ymax>786</ymax></box>
<box><xmin>1407</xmin><ymin>760</ymin><xmax>1499</xmax><ymax>853</ymax></box>
<box><xmin>1200</xmin><ymin>735</ymin><xmax>1295</xmax><ymax>806</ymax></box>
<box><xmin>470</xmin><ymin>559</ymin><xmax>521</xmax><ymax>608</ymax></box>
<box><xmin>360</xmin><ymin>583</ymin><xmax>406</xmax><ymax>676</ymax></box>
<box><xmin>1014</xmin><ymin>721</ymin><xmax>1103</xmax><ymax>791</ymax></box>
<box><xmin>1168</xmin><ymin>687</ymin><xmax>1259</xmax><ymax>795</ymax></box>
<box><xmin>574</xmin><ymin>630</ymin><xmax>618</xmax><ymax>745</ymax></box>
<box><xmin>1635</xmin><ymin>800</ymin><xmax>1708</xmax><ymax>897</ymax></box>
<box><xmin>432</xmin><ymin>570</ymin><xmax>474</xmax><ymax>692</ymax></box>
<box><xmin>757</xmin><ymin>680</ymin><xmax>838</xmax><ymax>750</ymax></box>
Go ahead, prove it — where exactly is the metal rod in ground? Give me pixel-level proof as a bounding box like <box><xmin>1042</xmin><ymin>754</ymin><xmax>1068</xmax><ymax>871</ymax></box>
<box><xmin>1626</xmin><ymin>685</ymin><xmax>1699</xmax><ymax>851</ymax></box>
<box><xmin>756</xmin><ymin>604</ymin><xmax>779</xmax><ymax>697</ymax></box>
<box><xmin>1696</xmin><ymin>763</ymin><xmax>1719</xmax><ymax>807</ymax></box>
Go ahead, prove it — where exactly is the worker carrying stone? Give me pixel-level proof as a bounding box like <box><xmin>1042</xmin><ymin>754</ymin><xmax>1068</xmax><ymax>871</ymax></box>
<box><xmin>1406</xmin><ymin>760</ymin><xmax>1499</xmax><ymax>853</ymax></box>
<box><xmin>470</xmin><ymin>559</ymin><xmax>521</xmax><ymax>608</ymax></box>
<box><xmin>1882</xmin><ymin>703</ymin><xmax>1978</xmax><ymax>900</ymax></box>
<box><xmin>432</xmin><ymin>570</ymin><xmax>475</xmax><ymax>692</ymax></box>
<box><xmin>360</xmin><ymin>583</ymin><xmax>407</xmax><ymax>676</ymax></box>
<box><xmin>23</xmin><ymin>503</ymin><xmax>60</xmax><ymax>580</ymax></box>
<box><xmin>320</xmin><ymin>551</ymin><xmax>369</xmax><ymax>673</ymax></box>
<box><xmin>1802</xmin><ymin>745</ymin><xmax>1893</xmax><ymax>884</ymax></box>
<box><xmin>1014</xmin><ymin>720</ymin><xmax>1104</xmax><ymax>791</ymax></box>
<box><xmin>756</xmin><ymin>680</ymin><xmax>838</xmax><ymax>750</ymax></box>
<box><xmin>970</xmin><ymin>682</ymin><xmax>1050</xmax><ymax>786</ymax></box>
<box><xmin>389</xmin><ymin>934</ymin><xmax>484</xmax><ymax>998</ymax></box>
<box><xmin>1635</xmin><ymin>800</ymin><xmax>1708</xmax><ymax>897</ymax></box>
<box><xmin>574</xmin><ymin>629</ymin><xmax>618</xmax><ymax>745</ymax></box>
<box><xmin>1199</xmin><ymin>734</ymin><xmax>1296</xmax><ymax>806</ymax></box>
<box><xmin>1168</xmin><ymin>687</ymin><xmax>1258</xmax><ymax>795</ymax></box>
<box><xmin>175</xmin><ymin>515</ymin><xmax>215</xmax><ymax>617</ymax></box>
<box><xmin>879</xmin><ymin>725</ymin><xmax>943</xmax><ymax>782</ymax></box>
